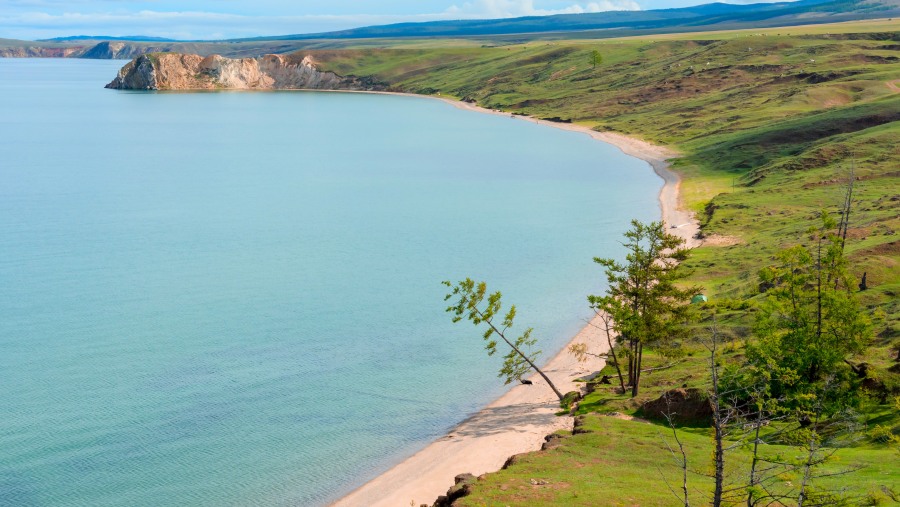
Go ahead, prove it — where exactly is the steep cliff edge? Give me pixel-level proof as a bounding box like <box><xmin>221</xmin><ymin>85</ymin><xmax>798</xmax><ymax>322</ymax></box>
<box><xmin>106</xmin><ymin>53</ymin><xmax>377</xmax><ymax>91</ymax></box>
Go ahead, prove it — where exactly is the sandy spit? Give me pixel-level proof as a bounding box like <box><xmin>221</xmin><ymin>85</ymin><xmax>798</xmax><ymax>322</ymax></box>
<box><xmin>330</xmin><ymin>92</ymin><xmax>700</xmax><ymax>507</ymax></box>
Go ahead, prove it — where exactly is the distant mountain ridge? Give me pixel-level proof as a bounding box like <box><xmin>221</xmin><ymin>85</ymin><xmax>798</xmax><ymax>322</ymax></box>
<box><xmin>235</xmin><ymin>0</ymin><xmax>895</xmax><ymax>41</ymax></box>
<box><xmin>1</xmin><ymin>0</ymin><xmax>898</xmax><ymax>59</ymax></box>
<box><xmin>38</xmin><ymin>35</ymin><xmax>178</xmax><ymax>42</ymax></box>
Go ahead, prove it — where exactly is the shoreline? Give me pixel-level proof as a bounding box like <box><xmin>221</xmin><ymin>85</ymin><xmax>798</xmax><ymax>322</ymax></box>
<box><xmin>429</xmin><ymin>94</ymin><xmax>701</xmax><ymax>248</ymax></box>
<box><xmin>332</xmin><ymin>313</ymin><xmax>612</xmax><ymax>507</ymax></box>
<box><xmin>331</xmin><ymin>93</ymin><xmax>701</xmax><ymax>507</ymax></box>
<box><xmin>328</xmin><ymin>90</ymin><xmax>700</xmax><ymax>247</ymax></box>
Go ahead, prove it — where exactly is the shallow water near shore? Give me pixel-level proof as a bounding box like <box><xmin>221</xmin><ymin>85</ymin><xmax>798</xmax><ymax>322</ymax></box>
<box><xmin>0</xmin><ymin>59</ymin><xmax>661</xmax><ymax>506</ymax></box>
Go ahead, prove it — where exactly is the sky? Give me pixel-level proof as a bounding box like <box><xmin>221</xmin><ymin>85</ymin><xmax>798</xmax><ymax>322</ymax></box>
<box><xmin>1</xmin><ymin>0</ymin><xmax>788</xmax><ymax>41</ymax></box>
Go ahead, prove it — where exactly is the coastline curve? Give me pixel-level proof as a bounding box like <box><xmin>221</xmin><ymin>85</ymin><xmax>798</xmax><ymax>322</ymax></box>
<box><xmin>103</xmin><ymin>57</ymin><xmax>700</xmax><ymax>504</ymax></box>
<box><xmin>329</xmin><ymin>93</ymin><xmax>701</xmax><ymax>507</ymax></box>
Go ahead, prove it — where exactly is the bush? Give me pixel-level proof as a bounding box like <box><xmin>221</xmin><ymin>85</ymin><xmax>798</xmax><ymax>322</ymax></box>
<box><xmin>868</xmin><ymin>424</ymin><xmax>896</xmax><ymax>443</ymax></box>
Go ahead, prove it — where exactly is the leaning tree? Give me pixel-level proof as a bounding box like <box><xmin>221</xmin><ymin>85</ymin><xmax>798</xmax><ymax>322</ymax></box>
<box><xmin>443</xmin><ymin>278</ymin><xmax>565</xmax><ymax>401</ymax></box>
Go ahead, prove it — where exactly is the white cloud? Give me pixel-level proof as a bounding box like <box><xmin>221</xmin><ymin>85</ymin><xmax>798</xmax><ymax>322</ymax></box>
<box><xmin>445</xmin><ymin>0</ymin><xmax>640</xmax><ymax>17</ymax></box>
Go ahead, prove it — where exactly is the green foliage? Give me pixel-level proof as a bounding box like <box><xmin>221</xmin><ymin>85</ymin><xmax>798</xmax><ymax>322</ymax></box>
<box><xmin>747</xmin><ymin>214</ymin><xmax>873</xmax><ymax>416</ymax></box>
<box><xmin>443</xmin><ymin>278</ymin><xmax>568</xmax><ymax>400</ymax></box>
<box><xmin>560</xmin><ymin>391</ymin><xmax>581</xmax><ymax>410</ymax></box>
<box><xmin>868</xmin><ymin>424</ymin><xmax>896</xmax><ymax>443</ymax></box>
<box><xmin>590</xmin><ymin>49</ymin><xmax>602</xmax><ymax>68</ymax></box>
<box><xmin>443</xmin><ymin>278</ymin><xmax>541</xmax><ymax>385</ymax></box>
<box><xmin>591</xmin><ymin>220</ymin><xmax>698</xmax><ymax>396</ymax></box>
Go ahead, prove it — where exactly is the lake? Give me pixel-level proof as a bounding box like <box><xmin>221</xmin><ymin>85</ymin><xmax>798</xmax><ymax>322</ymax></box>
<box><xmin>0</xmin><ymin>58</ymin><xmax>661</xmax><ymax>506</ymax></box>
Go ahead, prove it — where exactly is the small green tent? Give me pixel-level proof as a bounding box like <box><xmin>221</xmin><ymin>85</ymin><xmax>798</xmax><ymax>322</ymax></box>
<box><xmin>692</xmin><ymin>294</ymin><xmax>708</xmax><ymax>304</ymax></box>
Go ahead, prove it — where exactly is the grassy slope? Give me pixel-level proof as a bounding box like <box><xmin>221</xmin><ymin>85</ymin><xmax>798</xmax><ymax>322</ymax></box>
<box><xmin>309</xmin><ymin>19</ymin><xmax>900</xmax><ymax>505</ymax></box>
<box><xmin>455</xmin><ymin>412</ymin><xmax>900</xmax><ymax>506</ymax></box>
<box><xmin>455</xmin><ymin>345</ymin><xmax>899</xmax><ymax>505</ymax></box>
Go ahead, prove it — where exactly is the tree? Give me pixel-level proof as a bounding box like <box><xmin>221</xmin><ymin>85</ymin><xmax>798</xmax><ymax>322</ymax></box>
<box><xmin>592</xmin><ymin>220</ymin><xmax>697</xmax><ymax>397</ymax></box>
<box><xmin>590</xmin><ymin>49</ymin><xmax>603</xmax><ymax>69</ymax></box>
<box><xmin>711</xmin><ymin>209</ymin><xmax>874</xmax><ymax>506</ymax></box>
<box><xmin>659</xmin><ymin>398</ymin><xmax>692</xmax><ymax>507</ymax></box>
<box><xmin>749</xmin><ymin>213</ymin><xmax>872</xmax><ymax>417</ymax></box>
<box><xmin>835</xmin><ymin>163</ymin><xmax>855</xmax><ymax>257</ymax></box>
<box><xmin>707</xmin><ymin>320</ymin><xmax>728</xmax><ymax>507</ymax></box>
<box><xmin>730</xmin><ymin>379</ymin><xmax>865</xmax><ymax>507</ymax></box>
<box><xmin>443</xmin><ymin>278</ymin><xmax>565</xmax><ymax>401</ymax></box>
<box><xmin>664</xmin><ymin>317</ymin><xmax>864</xmax><ymax>507</ymax></box>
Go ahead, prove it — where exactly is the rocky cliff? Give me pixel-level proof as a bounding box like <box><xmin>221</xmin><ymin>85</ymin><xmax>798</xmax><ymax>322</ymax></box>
<box><xmin>0</xmin><ymin>40</ymin><xmax>162</xmax><ymax>59</ymax></box>
<box><xmin>80</xmin><ymin>41</ymin><xmax>135</xmax><ymax>59</ymax></box>
<box><xmin>0</xmin><ymin>46</ymin><xmax>86</xmax><ymax>58</ymax></box>
<box><xmin>106</xmin><ymin>53</ymin><xmax>374</xmax><ymax>91</ymax></box>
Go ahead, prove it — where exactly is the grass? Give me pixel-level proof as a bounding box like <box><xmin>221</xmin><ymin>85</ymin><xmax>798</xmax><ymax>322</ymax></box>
<box><xmin>617</xmin><ymin>18</ymin><xmax>900</xmax><ymax>40</ymax></box>
<box><xmin>458</xmin><ymin>342</ymin><xmax>900</xmax><ymax>506</ymax></box>
<box><xmin>455</xmin><ymin>414</ymin><xmax>900</xmax><ymax>506</ymax></box>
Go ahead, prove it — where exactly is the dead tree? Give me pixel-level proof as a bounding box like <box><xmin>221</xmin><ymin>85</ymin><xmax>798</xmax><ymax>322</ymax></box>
<box><xmin>708</xmin><ymin>322</ymin><xmax>726</xmax><ymax>507</ymax></box>
<box><xmin>658</xmin><ymin>393</ymin><xmax>691</xmax><ymax>507</ymax></box>
<box><xmin>837</xmin><ymin>162</ymin><xmax>855</xmax><ymax>255</ymax></box>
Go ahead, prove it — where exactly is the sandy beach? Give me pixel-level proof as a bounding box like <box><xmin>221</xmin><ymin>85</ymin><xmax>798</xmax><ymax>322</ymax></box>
<box><xmin>332</xmin><ymin>94</ymin><xmax>699</xmax><ymax>507</ymax></box>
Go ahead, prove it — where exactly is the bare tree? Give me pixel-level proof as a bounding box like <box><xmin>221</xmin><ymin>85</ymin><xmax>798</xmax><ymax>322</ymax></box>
<box><xmin>796</xmin><ymin>382</ymin><xmax>865</xmax><ymax>507</ymax></box>
<box><xmin>658</xmin><ymin>394</ymin><xmax>692</xmax><ymax>507</ymax></box>
<box><xmin>836</xmin><ymin>162</ymin><xmax>855</xmax><ymax>256</ymax></box>
<box><xmin>731</xmin><ymin>380</ymin><xmax>865</xmax><ymax>506</ymax></box>
<box><xmin>653</xmin><ymin>321</ymin><xmax>871</xmax><ymax>507</ymax></box>
<box><xmin>707</xmin><ymin>321</ymin><xmax>727</xmax><ymax>507</ymax></box>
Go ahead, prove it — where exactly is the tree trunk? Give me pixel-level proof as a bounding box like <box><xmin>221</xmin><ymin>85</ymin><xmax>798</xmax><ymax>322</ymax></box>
<box><xmin>627</xmin><ymin>337</ymin><xmax>636</xmax><ymax>387</ymax></box>
<box><xmin>500</xmin><ymin>332</ymin><xmax>565</xmax><ymax>401</ymax></box>
<box><xmin>480</xmin><ymin>311</ymin><xmax>566</xmax><ymax>401</ymax></box>
<box><xmin>709</xmin><ymin>331</ymin><xmax>724</xmax><ymax>507</ymax></box>
<box><xmin>607</xmin><ymin>331</ymin><xmax>626</xmax><ymax>394</ymax></box>
<box><xmin>713</xmin><ymin>421</ymin><xmax>724</xmax><ymax>506</ymax></box>
<box><xmin>631</xmin><ymin>342</ymin><xmax>644</xmax><ymax>397</ymax></box>
<box><xmin>746</xmin><ymin>418</ymin><xmax>762</xmax><ymax>507</ymax></box>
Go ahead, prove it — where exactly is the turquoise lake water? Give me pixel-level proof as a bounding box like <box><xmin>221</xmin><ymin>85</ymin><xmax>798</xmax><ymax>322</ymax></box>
<box><xmin>0</xmin><ymin>59</ymin><xmax>661</xmax><ymax>506</ymax></box>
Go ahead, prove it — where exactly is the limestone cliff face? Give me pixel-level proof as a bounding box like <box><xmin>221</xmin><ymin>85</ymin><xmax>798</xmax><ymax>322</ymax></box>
<box><xmin>106</xmin><ymin>53</ymin><xmax>159</xmax><ymax>90</ymax></box>
<box><xmin>106</xmin><ymin>53</ymin><xmax>372</xmax><ymax>91</ymax></box>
